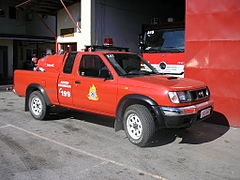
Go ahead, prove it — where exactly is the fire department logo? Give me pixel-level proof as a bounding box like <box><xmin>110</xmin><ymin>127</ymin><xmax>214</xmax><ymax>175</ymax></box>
<box><xmin>88</xmin><ymin>84</ymin><xmax>99</xmax><ymax>101</ymax></box>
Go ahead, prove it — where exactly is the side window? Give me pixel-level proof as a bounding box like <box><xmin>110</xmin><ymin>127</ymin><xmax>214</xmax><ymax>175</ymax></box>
<box><xmin>79</xmin><ymin>55</ymin><xmax>109</xmax><ymax>78</ymax></box>
<box><xmin>63</xmin><ymin>52</ymin><xmax>77</xmax><ymax>74</ymax></box>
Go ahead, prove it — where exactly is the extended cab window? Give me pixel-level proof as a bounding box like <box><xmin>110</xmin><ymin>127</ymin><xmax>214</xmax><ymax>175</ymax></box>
<box><xmin>79</xmin><ymin>55</ymin><xmax>110</xmax><ymax>78</ymax></box>
<box><xmin>63</xmin><ymin>52</ymin><xmax>77</xmax><ymax>74</ymax></box>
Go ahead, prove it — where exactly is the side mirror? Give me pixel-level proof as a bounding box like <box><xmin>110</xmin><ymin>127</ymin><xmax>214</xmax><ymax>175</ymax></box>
<box><xmin>99</xmin><ymin>69</ymin><xmax>112</xmax><ymax>80</ymax></box>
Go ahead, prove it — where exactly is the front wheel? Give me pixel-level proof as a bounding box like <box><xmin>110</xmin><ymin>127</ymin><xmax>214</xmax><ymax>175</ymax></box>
<box><xmin>28</xmin><ymin>91</ymin><xmax>49</xmax><ymax>120</ymax></box>
<box><xmin>123</xmin><ymin>104</ymin><xmax>155</xmax><ymax>147</ymax></box>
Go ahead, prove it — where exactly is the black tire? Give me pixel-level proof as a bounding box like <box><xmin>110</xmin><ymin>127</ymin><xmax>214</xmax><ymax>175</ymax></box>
<box><xmin>123</xmin><ymin>104</ymin><xmax>155</xmax><ymax>147</ymax></box>
<box><xmin>28</xmin><ymin>91</ymin><xmax>49</xmax><ymax>120</ymax></box>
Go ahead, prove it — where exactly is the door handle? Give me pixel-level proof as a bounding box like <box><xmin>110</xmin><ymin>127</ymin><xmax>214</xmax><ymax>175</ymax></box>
<box><xmin>75</xmin><ymin>81</ymin><xmax>81</xmax><ymax>84</ymax></box>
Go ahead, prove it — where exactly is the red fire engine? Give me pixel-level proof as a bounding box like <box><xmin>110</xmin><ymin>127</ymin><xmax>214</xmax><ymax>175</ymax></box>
<box><xmin>139</xmin><ymin>22</ymin><xmax>185</xmax><ymax>77</ymax></box>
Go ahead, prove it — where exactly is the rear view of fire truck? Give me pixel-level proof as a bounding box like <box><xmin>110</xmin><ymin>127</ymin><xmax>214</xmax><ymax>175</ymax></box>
<box><xmin>139</xmin><ymin>21</ymin><xmax>185</xmax><ymax>77</ymax></box>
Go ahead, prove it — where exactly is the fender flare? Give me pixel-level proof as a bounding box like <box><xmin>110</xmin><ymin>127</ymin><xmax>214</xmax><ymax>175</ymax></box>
<box><xmin>25</xmin><ymin>84</ymin><xmax>51</xmax><ymax>111</ymax></box>
<box><xmin>114</xmin><ymin>94</ymin><xmax>163</xmax><ymax>131</ymax></box>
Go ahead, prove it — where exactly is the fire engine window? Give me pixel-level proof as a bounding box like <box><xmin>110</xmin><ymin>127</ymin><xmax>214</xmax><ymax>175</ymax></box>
<box><xmin>63</xmin><ymin>52</ymin><xmax>77</xmax><ymax>74</ymax></box>
<box><xmin>144</xmin><ymin>29</ymin><xmax>185</xmax><ymax>53</ymax></box>
<box><xmin>79</xmin><ymin>55</ymin><xmax>109</xmax><ymax>78</ymax></box>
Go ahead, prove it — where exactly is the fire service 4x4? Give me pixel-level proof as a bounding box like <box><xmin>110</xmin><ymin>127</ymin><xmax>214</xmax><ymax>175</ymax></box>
<box><xmin>13</xmin><ymin>46</ymin><xmax>213</xmax><ymax>147</ymax></box>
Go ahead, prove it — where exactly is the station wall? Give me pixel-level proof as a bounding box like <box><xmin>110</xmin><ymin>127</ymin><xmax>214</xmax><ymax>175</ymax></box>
<box><xmin>185</xmin><ymin>0</ymin><xmax>240</xmax><ymax>126</ymax></box>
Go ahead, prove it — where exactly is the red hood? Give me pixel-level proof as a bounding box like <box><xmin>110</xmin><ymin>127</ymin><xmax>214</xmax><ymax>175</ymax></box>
<box><xmin>119</xmin><ymin>75</ymin><xmax>206</xmax><ymax>91</ymax></box>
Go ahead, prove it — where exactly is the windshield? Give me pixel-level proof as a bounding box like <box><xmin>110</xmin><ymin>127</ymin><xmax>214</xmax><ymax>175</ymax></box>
<box><xmin>105</xmin><ymin>53</ymin><xmax>158</xmax><ymax>77</ymax></box>
<box><xmin>144</xmin><ymin>28</ymin><xmax>185</xmax><ymax>53</ymax></box>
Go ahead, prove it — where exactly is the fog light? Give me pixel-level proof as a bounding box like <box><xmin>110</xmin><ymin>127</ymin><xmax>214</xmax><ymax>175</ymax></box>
<box><xmin>183</xmin><ymin>108</ymin><xmax>196</xmax><ymax>114</ymax></box>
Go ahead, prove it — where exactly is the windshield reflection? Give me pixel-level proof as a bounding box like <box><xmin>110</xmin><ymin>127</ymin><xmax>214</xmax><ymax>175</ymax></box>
<box><xmin>144</xmin><ymin>29</ymin><xmax>185</xmax><ymax>53</ymax></box>
<box><xmin>105</xmin><ymin>53</ymin><xmax>158</xmax><ymax>77</ymax></box>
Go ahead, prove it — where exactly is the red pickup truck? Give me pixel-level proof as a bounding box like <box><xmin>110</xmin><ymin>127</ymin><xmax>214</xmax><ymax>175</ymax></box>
<box><xmin>13</xmin><ymin>46</ymin><xmax>213</xmax><ymax>146</ymax></box>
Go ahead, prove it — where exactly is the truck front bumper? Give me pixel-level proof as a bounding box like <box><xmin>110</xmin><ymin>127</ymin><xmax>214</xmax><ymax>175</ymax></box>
<box><xmin>159</xmin><ymin>100</ymin><xmax>214</xmax><ymax>128</ymax></box>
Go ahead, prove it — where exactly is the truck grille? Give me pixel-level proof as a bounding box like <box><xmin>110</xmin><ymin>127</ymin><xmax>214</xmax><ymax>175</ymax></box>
<box><xmin>189</xmin><ymin>87</ymin><xmax>209</xmax><ymax>101</ymax></box>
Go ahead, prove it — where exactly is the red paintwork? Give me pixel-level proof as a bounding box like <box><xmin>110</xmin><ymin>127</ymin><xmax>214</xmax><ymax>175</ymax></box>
<box><xmin>14</xmin><ymin>51</ymin><xmax>210</xmax><ymax>117</ymax></box>
<box><xmin>185</xmin><ymin>0</ymin><xmax>240</xmax><ymax>126</ymax></box>
<box><xmin>36</xmin><ymin>54</ymin><xmax>66</xmax><ymax>72</ymax></box>
<box><xmin>142</xmin><ymin>53</ymin><xmax>184</xmax><ymax>65</ymax></box>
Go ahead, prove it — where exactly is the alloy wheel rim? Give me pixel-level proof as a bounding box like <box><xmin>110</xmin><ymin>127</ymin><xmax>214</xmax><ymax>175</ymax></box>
<box><xmin>31</xmin><ymin>96</ymin><xmax>43</xmax><ymax>116</ymax></box>
<box><xmin>126</xmin><ymin>113</ymin><xmax>143</xmax><ymax>140</ymax></box>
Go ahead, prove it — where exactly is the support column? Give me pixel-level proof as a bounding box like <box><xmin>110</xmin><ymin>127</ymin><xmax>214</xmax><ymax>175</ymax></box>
<box><xmin>78</xmin><ymin>0</ymin><xmax>95</xmax><ymax>50</ymax></box>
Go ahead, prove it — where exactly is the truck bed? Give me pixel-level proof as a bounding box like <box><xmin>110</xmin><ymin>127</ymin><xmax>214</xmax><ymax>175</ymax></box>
<box><xmin>14</xmin><ymin>70</ymin><xmax>59</xmax><ymax>105</ymax></box>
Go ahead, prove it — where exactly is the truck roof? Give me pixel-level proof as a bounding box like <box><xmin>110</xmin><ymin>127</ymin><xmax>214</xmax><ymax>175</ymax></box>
<box><xmin>84</xmin><ymin>45</ymin><xmax>129</xmax><ymax>53</ymax></box>
<box><xmin>78</xmin><ymin>51</ymin><xmax>134</xmax><ymax>55</ymax></box>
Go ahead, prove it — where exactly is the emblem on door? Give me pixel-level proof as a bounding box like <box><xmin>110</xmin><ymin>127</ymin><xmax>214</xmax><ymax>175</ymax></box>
<box><xmin>88</xmin><ymin>84</ymin><xmax>99</xmax><ymax>101</ymax></box>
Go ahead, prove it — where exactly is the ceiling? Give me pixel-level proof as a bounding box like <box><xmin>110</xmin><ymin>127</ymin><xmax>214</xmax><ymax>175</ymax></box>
<box><xmin>15</xmin><ymin>0</ymin><xmax>79</xmax><ymax>16</ymax></box>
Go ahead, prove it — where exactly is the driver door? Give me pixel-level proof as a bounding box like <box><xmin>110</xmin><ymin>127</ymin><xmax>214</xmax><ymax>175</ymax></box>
<box><xmin>72</xmin><ymin>54</ymin><xmax>118</xmax><ymax>115</ymax></box>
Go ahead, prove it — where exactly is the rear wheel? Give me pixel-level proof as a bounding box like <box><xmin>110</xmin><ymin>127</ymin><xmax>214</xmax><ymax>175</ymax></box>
<box><xmin>28</xmin><ymin>91</ymin><xmax>49</xmax><ymax>120</ymax></box>
<box><xmin>123</xmin><ymin>104</ymin><xmax>155</xmax><ymax>147</ymax></box>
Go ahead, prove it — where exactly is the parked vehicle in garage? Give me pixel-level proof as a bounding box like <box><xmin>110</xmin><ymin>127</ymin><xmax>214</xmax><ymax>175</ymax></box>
<box><xmin>139</xmin><ymin>22</ymin><xmax>185</xmax><ymax>77</ymax></box>
<box><xmin>13</xmin><ymin>46</ymin><xmax>213</xmax><ymax>147</ymax></box>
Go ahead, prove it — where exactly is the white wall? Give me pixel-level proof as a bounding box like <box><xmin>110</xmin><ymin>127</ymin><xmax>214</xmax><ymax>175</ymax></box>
<box><xmin>57</xmin><ymin>0</ymin><xmax>96</xmax><ymax>51</ymax></box>
<box><xmin>79</xmin><ymin>0</ymin><xmax>95</xmax><ymax>49</ymax></box>
<box><xmin>57</xmin><ymin>2</ymin><xmax>81</xmax><ymax>36</ymax></box>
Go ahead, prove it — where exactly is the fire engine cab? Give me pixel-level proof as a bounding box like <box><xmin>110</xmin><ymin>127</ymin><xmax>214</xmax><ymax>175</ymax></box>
<box><xmin>139</xmin><ymin>21</ymin><xmax>185</xmax><ymax>77</ymax></box>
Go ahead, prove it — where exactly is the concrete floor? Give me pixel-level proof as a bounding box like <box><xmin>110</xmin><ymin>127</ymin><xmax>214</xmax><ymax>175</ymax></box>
<box><xmin>0</xmin><ymin>91</ymin><xmax>240</xmax><ymax>180</ymax></box>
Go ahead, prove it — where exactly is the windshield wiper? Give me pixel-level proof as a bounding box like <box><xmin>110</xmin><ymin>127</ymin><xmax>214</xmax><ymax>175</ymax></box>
<box><xmin>144</xmin><ymin>48</ymin><xmax>183</xmax><ymax>53</ymax></box>
<box><xmin>141</xmin><ymin>71</ymin><xmax>157</xmax><ymax>75</ymax></box>
<box><xmin>121</xmin><ymin>73</ymin><xmax>141</xmax><ymax>77</ymax></box>
<box><xmin>162</xmin><ymin>47</ymin><xmax>184</xmax><ymax>52</ymax></box>
<box><xmin>122</xmin><ymin>71</ymin><xmax>157</xmax><ymax>77</ymax></box>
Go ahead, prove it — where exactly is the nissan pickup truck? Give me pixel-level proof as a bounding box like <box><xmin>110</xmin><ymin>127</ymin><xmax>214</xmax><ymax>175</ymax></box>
<box><xmin>13</xmin><ymin>46</ymin><xmax>213</xmax><ymax>146</ymax></box>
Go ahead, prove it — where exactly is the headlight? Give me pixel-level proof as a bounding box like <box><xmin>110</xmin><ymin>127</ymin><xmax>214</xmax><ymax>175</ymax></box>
<box><xmin>206</xmin><ymin>86</ymin><xmax>210</xmax><ymax>96</ymax></box>
<box><xmin>168</xmin><ymin>92</ymin><xmax>179</xmax><ymax>103</ymax></box>
<box><xmin>168</xmin><ymin>91</ymin><xmax>192</xmax><ymax>104</ymax></box>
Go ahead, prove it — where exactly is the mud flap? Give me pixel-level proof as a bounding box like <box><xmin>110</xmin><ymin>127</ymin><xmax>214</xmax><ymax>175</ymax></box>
<box><xmin>114</xmin><ymin>117</ymin><xmax>123</xmax><ymax>132</ymax></box>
